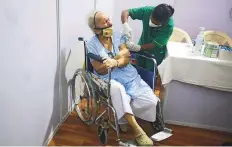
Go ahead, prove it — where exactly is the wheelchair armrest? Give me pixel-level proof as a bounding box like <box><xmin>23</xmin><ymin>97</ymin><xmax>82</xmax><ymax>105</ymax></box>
<box><xmin>141</xmin><ymin>51</ymin><xmax>155</xmax><ymax>59</ymax></box>
<box><xmin>129</xmin><ymin>51</ymin><xmax>138</xmax><ymax>54</ymax></box>
<box><xmin>87</xmin><ymin>53</ymin><xmax>105</xmax><ymax>63</ymax></box>
<box><xmin>130</xmin><ymin>51</ymin><xmax>155</xmax><ymax>59</ymax></box>
<box><xmin>130</xmin><ymin>51</ymin><xmax>158</xmax><ymax>74</ymax></box>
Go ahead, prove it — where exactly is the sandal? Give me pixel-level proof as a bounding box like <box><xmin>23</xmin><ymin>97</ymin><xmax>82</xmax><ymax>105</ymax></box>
<box><xmin>134</xmin><ymin>128</ymin><xmax>153</xmax><ymax>146</ymax></box>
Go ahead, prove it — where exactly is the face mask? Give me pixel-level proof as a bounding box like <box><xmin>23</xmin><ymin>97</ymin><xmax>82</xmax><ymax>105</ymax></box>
<box><xmin>102</xmin><ymin>26</ymin><xmax>113</xmax><ymax>37</ymax></box>
<box><xmin>149</xmin><ymin>19</ymin><xmax>161</xmax><ymax>27</ymax></box>
<box><xmin>96</xmin><ymin>26</ymin><xmax>113</xmax><ymax>37</ymax></box>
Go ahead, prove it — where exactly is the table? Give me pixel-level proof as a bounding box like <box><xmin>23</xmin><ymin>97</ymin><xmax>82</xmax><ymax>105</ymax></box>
<box><xmin>159</xmin><ymin>42</ymin><xmax>232</xmax><ymax>133</ymax></box>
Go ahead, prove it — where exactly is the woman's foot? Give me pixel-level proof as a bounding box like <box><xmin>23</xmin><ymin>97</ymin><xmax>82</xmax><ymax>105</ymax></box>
<box><xmin>119</xmin><ymin>124</ymin><xmax>128</xmax><ymax>133</ymax></box>
<box><xmin>134</xmin><ymin>127</ymin><xmax>153</xmax><ymax>146</ymax></box>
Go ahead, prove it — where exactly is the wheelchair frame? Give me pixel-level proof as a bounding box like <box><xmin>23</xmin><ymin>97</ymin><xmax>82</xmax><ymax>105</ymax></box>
<box><xmin>70</xmin><ymin>37</ymin><xmax>165</xmax><ymax>146</ymax></box>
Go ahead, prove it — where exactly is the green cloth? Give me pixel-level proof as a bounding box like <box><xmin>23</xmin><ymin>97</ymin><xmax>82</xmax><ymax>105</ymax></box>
<box><xmin>129</xmin><ymin>6</ymin><xmax>174</xmax><ymax>71</ymax></box>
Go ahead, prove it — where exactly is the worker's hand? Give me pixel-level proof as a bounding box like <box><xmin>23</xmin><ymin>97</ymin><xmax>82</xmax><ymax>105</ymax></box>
<box><xmin>122</xmin><ymin>22</ymin><xmax>132</xmax><ymax>40</ymax></box>
<box><xmin>126</xmin><ymin>41</ymin><xmax>141</xmax><ymax>52</ymax></box>
<box><xmin>103</xmin><ymin>58</ymin><xmax>118</xmax><ymax>69</ymax></box>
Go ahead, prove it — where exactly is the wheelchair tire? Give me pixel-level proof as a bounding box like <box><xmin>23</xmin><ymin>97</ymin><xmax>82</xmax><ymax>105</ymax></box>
<box><xmin>71</xmin><ymin>69</ymin><xmax>98</xmax><ymax>125</ymax></box>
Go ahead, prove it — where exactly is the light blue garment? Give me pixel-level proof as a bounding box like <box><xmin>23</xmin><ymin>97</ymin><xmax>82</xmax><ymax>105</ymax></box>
<box><xmin>86</xmin><ymin>31</ymin><xmax>142</xmax><ymax>98</ymax></box>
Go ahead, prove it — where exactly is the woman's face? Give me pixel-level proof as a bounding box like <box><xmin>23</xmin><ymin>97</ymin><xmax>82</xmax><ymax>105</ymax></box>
<box><xmin>94</xmin><ymin>12</ymin><xmax>112</xmax><ymax>34</ymax></box>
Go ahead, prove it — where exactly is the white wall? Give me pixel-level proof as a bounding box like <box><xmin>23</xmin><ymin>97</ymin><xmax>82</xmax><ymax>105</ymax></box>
<box><xmin>96</xmin><ymin>0</ymin><xmax>114</xmax><ymax>20</ymax></box>
<box><xmin>0</xmin><ymin>0</ymin><xmax>96</xmax><ymax>145</ymax></box>
<box><xmin>60</xmin><ymin>0</ymin><xmax>95</xmax><ymax>119</ymax></box>
<box><xmin>60</xmin><ymin>0</ymin><xmax>94</xmax><ymax>50</ymax></box>
<box><xmin>0</xmin><ymin>0</ymin><xmax>60</xmax><ymax>145</ymax></box>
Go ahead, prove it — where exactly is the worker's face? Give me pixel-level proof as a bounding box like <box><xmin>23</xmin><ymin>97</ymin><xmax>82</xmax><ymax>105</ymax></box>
<box><xmin>150</xmin><ymin>15</ymin><xmax>162</xmax><ymax>27</ymax></box>
<box><xmin>94</xmin><ymin>12</ymin><xmax>113</xmax><ymax>37</ymax></box>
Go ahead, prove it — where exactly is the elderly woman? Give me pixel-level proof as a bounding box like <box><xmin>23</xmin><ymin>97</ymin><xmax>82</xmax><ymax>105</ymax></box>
<box><xmin>86</xmin><ymin>10</ymin><xmax>159</xmax><ymax>146</ymax></box>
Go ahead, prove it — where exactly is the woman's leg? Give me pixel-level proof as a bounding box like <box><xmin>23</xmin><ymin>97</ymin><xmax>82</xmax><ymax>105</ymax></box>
<box><xmin>124</xmin><ymin>113</ymin><xmax>145</xmax><ymax>136</ymax></box>
<box><xmin>131</xmin><ymin>80</ymin><xmax>159</xmax><ymax>122</ymax></box>
<box><xmin>110</xmin><ymin>80</ymin><xmax>153</xmax><ymax>145</ymax></box>
<box><xmin>110</xmin><ymin>80</ymin><xmax>133</xmax><ymax>124</ymax></box>
<box><xmin>124</xmin><ymin>113</ymin><xmax>153</xmax><ymax>146</ymax></box>
<box><xmin>131</xmin><ymin>79</ymin><xmax>166</xmax><ymax>134</ymax></box>
<box><xmin>110</xmin><ymin>80</ymin><xmax>141</xmax><ymax>128</ymax></box>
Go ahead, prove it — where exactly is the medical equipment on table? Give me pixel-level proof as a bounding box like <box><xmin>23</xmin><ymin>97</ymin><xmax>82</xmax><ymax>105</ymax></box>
<box><xmin>203</xmin><ymin>41</ymin><xmax>219</xmax><ymax>58</ymax></box>
<box><xmin>194</xmin><ymin>27</ymin><xmax>205</xmax><ymax>55</ymax></box>
<box><xmin>218</xmin><ymin>46</ymin><xmax>232</xmax><ymax>61</ymax></box>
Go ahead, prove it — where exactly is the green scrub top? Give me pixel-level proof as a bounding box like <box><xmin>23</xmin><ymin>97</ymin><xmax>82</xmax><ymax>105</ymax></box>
<box><xmin>129</xmin><ymin>6</ymin><xmax>174</xmax><ymax>71</ymax></box>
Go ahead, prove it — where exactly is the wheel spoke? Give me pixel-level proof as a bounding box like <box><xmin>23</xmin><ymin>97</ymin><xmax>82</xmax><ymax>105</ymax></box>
<box><xmin>72</xmin><ymin>69</ymin><xmax>98</xmax><ymax>125</ymax></box>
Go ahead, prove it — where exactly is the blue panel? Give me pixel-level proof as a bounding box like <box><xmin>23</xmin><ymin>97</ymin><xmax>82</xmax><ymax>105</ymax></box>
<box><xmin>133</xmin><ymin>64</ymin><xmax>155</xmax><ymax>89</ymax></box>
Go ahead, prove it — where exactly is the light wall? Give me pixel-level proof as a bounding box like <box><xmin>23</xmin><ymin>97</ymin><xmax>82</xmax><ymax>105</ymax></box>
<box><xmin>59</xmin><ymin>0</ymin><xmax>94</xmax><ymax>123</ymax></box>
<box><xmin>0</xmin><ymin>0</ymin><xmax>60</xmax><ymax>145</ymax></box>
<box><xmin>0</xmin><ymin>0</ymin><xmax>95</xmax><ymax>145</ymax></box>
<box><xmin>174</xmin><ymin>0</ymin><xmax>232</xmax><ymax>38</ymax></box>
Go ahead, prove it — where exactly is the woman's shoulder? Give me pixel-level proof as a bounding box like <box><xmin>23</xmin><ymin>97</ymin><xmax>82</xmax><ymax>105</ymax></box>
<box><xmin>112</xmin><ymin>30</ymin><xmax>127</xmax><ymax>43</ymax></box>
<box><xmin>87</xmin><ymin>35</ymin><xmax>98</xmax><ymax>45</ymax></box>
<box><xmin>86</xmin><ymin>35</ymin><xmax>100</xmax><ymax>53</ymax></box>
<box><xmin>113</xmin><ymin>30</ymin><xmax>122</xmax><ymax>38</ymax></box>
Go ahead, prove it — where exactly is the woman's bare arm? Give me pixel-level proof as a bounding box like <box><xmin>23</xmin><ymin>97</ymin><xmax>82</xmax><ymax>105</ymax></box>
<box><xmin>91</xmin><ymin>44</ymin><xmax>130</xmax><ymax>75</ymax></box>
<box><xmin>114</xmin><ymin>44</ymin><xmax>130</xmax><ymax>67</ymax></box>
<box><xmin>90</xmin><ymin>61</ymin><xmax>108</xmax><ymax>75</ymax></box>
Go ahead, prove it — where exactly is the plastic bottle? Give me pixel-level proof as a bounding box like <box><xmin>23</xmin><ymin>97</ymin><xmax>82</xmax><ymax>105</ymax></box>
<box><xmin>194</xmin><ymin>27</ymin><xmax>205</xmax><ymax>55</ymax></box>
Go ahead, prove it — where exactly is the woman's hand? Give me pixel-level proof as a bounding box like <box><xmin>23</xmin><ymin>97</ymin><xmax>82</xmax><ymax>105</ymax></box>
<box><xmin>117</xmin><ymin>44</ymin><xmax>131</xmax><ymax>58</ymax></box>
<box><xmin>103</xmin><ymin>58</ymin><xmax>118</xmax><ymax>69</ymax></box>
<box><xmin>120</xmin><ymin>49</ymin><xmax>131</xmax><ymax>57</ymax></box>
<box><xmin>117</xmin><ymin>49</ymin><xmax>130</xmax><ymax>59</ymax></box>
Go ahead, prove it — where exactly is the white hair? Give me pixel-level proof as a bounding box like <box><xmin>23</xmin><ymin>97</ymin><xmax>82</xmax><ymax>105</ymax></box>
<box><xmin>87</xmin><ymin>10</ymin><xmax>100</xmax><ymax>32</ymax></box>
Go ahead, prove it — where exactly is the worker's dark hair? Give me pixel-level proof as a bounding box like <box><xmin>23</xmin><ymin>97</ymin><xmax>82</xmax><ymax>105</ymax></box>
<box><xmin>151</xmin><ymin>4</ymin><xmax>174</xmax><ymax>24</ymax></box>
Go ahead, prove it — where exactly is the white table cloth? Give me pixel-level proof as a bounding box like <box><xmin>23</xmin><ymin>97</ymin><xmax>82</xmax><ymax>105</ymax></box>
<box><xmin>158</xmin><ymin>42</ymin><xmax>232</xmax><ymax>92</ymax></box>
<box><xmin>159</xmin><ymin>42</ymin><xmax>232</xmax><ymax>132</ymax></box>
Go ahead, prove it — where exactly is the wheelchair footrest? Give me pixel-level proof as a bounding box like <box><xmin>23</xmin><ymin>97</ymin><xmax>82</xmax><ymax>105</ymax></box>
<box><xmin>150</xmin><ymin>127</ymin><xmax>173</xmax><ymax>142</ymax></box>
<box><xmin>118</xmin><ymin>140</ymin><xmax>137</xmax><ymax>147</ymax></box>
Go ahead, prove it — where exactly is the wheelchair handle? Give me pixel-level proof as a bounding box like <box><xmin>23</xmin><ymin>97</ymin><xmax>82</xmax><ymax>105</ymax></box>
<box><xmin>78</xmin><ymin>37</ymin><xmax>105</xmax><ymax>63</ymax></box>
<box><xmin>78</xmin><ymin>37</ymin><xmax>84</xmax><ymax>41</ymax></box>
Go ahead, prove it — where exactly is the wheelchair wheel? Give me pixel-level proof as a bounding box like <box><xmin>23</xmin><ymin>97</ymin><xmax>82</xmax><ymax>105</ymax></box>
<box><xmin>71</xmin><ymin>69</ymin><xmax>98</xmax><ymax>125</ymax></box>
<box><xmin>98</xmin><ymin>125</ymin><xmax>109</xmax><ymax>145</ymax></box>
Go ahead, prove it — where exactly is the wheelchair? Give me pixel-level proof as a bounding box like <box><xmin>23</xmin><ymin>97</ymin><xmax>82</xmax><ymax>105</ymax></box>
<box><xmin>69</xmin><ymin>37</ymin><xmax>172</xmax><ymax>146</ymax></box>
